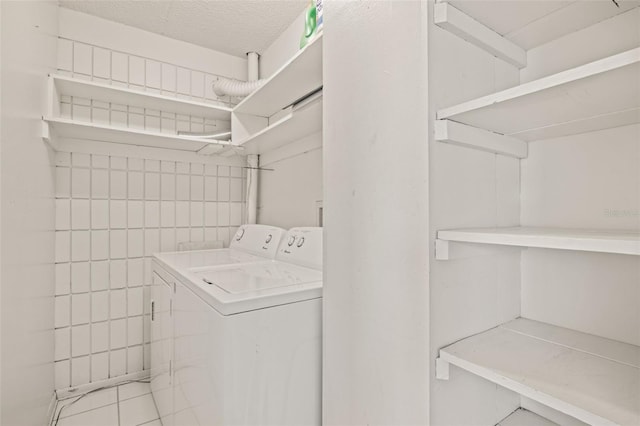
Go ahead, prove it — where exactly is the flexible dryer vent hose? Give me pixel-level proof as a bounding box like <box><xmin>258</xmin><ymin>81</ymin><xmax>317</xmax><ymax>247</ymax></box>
<box><xmin>213</xmin><ymin>77</ymin><xmax>265</xmax><ymax>98</ymax></box>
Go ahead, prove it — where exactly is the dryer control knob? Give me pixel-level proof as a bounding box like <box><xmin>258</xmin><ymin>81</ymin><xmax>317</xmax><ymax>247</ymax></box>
<box><xmin>296</xmin><ymin>237</ymin><xmax>305</xmax><ymax>248</ymax></box>
<box><xmin>265</xmin><ymin>234</ymin><xmax>273</xmax><ymax>243</ymax></box>
<box><xmin>235</xmin><ymin>228</ymin><xmax>245</xmax><ymax>241</ymax></box>
<box><xmin>287</xmin><ymin>236</ymin><xmax>296</xmax><ymax>246</ymax></box>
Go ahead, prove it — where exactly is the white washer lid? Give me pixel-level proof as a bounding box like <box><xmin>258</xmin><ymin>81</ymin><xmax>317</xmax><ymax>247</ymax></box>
<box><xmin>194</xmin><ymin>262</ymin><xmax>322</xmax><ymax>294</ymax></box>
<box><xmin>155</xmin><ymin>248</ymin><xmax>268</xmax><ymax>270</ymax></box>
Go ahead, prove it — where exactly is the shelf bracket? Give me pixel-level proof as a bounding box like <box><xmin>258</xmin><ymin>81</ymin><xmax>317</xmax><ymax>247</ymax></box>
<box><xmin>41</xmin><ymin>119</ymin><xmax>59</xmax><ymax>150</ymax></box>
<box><xmin>213</xmin><ymin>145</ymin><xmax>246</xmax><ymax>158</ymax></box>
<box><xmin>42</xmin><ymin>119</ymin><xmax>51</xmax><ymax>143</ymax></box>
<box><xmin>435</xmin><ymin>239</ymin><xmax>451</xmax><ymax>261</ymax></box>
<box><xmin>436</xmin><ymin>238</ymin><xmax>520</xmax><ymax>261</ymax></box>
<box><xmin>434</xmin><ymin>120</ymin><xmax>528</xmax><ymax>159</ymax></box>
<box><xmin>436</xmin><ymin>357</ymin><xmax>450</xmax><ymax>380</ymax></box>
<box><xmin>434</xmin><ymin>2</ymin><xmax>527</xmax><ymax>69</ymax></box>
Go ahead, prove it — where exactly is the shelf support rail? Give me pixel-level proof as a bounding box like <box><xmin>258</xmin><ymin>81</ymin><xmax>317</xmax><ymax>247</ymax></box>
<box><xmin>434</xmin><ymin>120</ymin><xmax>528</xmax><ymax>159</ymax></box>
<box><xmin>434</xmin><ymin>2</ymin><xmax>527</xmax><ymax>69</ymax></box>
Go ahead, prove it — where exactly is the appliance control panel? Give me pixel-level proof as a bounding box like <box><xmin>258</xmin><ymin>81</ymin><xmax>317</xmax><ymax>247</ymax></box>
<box><xmin>276</xmin><ymin>227</ymin><xmax>323</xmax><ymax>270</ymax></box>
<box><xmin>230</xmin><ymin>224</ymin><xmax>286</xmax><ymax>258</ymax></box>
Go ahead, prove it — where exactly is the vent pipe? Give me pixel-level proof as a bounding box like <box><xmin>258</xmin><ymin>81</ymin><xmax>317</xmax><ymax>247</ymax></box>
<box><xmin>212</xmin><ymin>51</ymin><xmax>265</xmax><ymax>98</ymax></box>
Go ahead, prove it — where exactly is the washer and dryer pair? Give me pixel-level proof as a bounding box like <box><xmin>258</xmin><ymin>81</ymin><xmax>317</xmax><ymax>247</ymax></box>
<box><xmin>150</xmin><ymin>224</ymin><xmax>323</xmax><ymax>426</ymax></box>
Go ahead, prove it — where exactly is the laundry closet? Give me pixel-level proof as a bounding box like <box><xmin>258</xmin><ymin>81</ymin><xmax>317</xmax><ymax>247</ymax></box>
<box><xmin>1</xmin><ymin>1</ymin><xmax>639</xmax><ymax>426</ymax></box>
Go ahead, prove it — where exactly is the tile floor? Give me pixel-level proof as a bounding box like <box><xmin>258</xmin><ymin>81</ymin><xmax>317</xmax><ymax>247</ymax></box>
<box><xmin>52</xmin><ymin>381</ymin><xmax>160</xmax><ymax>426</ymax></box>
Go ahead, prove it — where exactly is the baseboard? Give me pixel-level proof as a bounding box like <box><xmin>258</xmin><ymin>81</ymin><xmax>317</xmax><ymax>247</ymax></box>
<box><xmin>46</xmin><ymin>392</ymin><xmax>58</xmax><ymax>426</ymax></box>
<box><xmin>56</xmin><ymin>370</ymin><xmax>150</xmax><ymax>400</ymax></box>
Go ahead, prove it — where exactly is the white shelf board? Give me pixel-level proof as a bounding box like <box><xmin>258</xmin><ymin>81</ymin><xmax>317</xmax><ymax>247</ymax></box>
<box><xmin>237</xmin><ymin>95</ymin><xmax>322</xmax><ymax>155</ymax></box>
<box><xmin>436</xmin><ymin>48</ymin><xmax>640</xmax><ymax>141</ymax></box>
<box><xmin>497</xmin><ymin>409</ymin><xmax>557</xmax><ymax>426</ymax></box>
<box><xmin>437</xmin><ymin>226</ymin><xmax>640</xmax><ymax>256</ymax></box>
<box><xmin>51</xmin><ymin>74</ymin><xmax>232</xmax><ymax>120</ymax></box>
<box><xmin>44</xmin><ymin>118</ymin><xmax>229</xmax><ymax>153</ymax></box>
<box><xmin>233</xmin><ymin>34</ymin><xmax>322</xmax><ymax>117</ymax></box>
<box><xmin>439</xmin><ymin>318</ymin><xmax>640</xmax><ymax>426</ymax></box>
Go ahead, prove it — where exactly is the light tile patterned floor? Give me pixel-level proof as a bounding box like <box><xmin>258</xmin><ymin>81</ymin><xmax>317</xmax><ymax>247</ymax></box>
<box><xmin>52</xmin><ymin>382</ymin><xmax>160</xmax><ymax>426</ymax></box>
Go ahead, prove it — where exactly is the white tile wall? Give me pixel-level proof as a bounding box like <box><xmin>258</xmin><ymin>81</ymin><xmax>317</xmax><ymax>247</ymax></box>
<box><xmin>54</xmin><ymin>152</ymin><xmax>245</xmax><ymax>389</ymax></box>
<box><xmin>56</xmin><ymin>38</ymin><xmax>234</xmax><ymax>137</ymax></box>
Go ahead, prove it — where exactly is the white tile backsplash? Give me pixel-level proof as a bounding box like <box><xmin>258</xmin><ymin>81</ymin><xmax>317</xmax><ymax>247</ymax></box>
<box><xmin>71</xmin><ymin>262</ymin><xmax>90</xmax><ymax>293</ymax></box>
<box><xmin>55</xmin><ymin>328</ymin><xmax>71</xmax><ymax>361</ymax></box>
<box><xmin>110</xmin><ymin>260</ymin><xmax>127</xmax><ymax>289</ymax></box>
<box><xmin>93</xmin><ymin>47</ymin><xmax>110</xmax><ymax>79</ymax></box>
<box><xmin>144</xmin><ymin>173</ymin><xmax>160</xmax><ymax>200</ymax></box>
<box><xmin>91</xmin><ymin>292</ymin><xmax>109</xmax><ymax>323</ymax></box>
<box><xmin>91</xmin><ymin>262</ymin><xmax>109</xmax><ymax>291</ymax></box>
<box><xmin>110</xmin><ymin>349</ymin><xmax>126</xmax><ymax>377</ymax></box>
<box><xmin>110</xmin><ymin>318</ymin><xmax>127</xmax><ymax>349</ymax></box>
<box><xmin>128</xmin><ymin>201</ymin><xmax>144</xmax><ymax>229</ymax></box>
<box><xmin>56</xmin><ymin>167</ymin><xmax>71</xmax><ymax>198</ymax></box>
<box><xmin>56</xmin><ymin>263</ymin><xmax>71</xmax><ymax>296</ymax></box>
<box><xmin>128</xmin><ymin>230</ymin><xmax>144</xmax><ymax>258</ymax></box>
<box><xmin>71</xmin><ymin>356</ymin><xmax>91</xmax><ymax>387</ymax></box>
<box><xmin>55</xmin><ymin>295</ymin><xmax>71</xmax><ymax>328</ymax></box>
<box><xmin>56</xmin><ymin>199</ymin><xmax>71</xmax><ymax>230</ymax></box>
<box><xmin>111</xmin><ymin>52</ymin><xmax>128</xmax><ymax>82</ymax></box>
<box><xmin>129</xmin><ymin>56</ymin><xmax>145</xmax><ymax>86</ymax></box>
<box><xmin>72</xmin><ymin>168</ymin><xmax>91</xmax><ymax>199</ymax></box>
<box><xmin>55</xmin><ymin>359</ymin><xmax>71</xmax><ymax>390</ymax></box>
<box><xmin>71</xmin><ymin>324</ymin><xmax>91</xmax><ymax>357</ymax></box>
<box><xmin>73</xmin><ymin>43</ymin><xmax>92</xmax><ymax>76</ymax></box>
<box><xmin>110</xmin><ymin>230</ymin><xmax>127</xmax><ymax>259</ymax></box>
<box><xmin>110</xmin><ymin>200</ymin><xmax>127</xmax><ymax>229</ymax></box>
<box><xmin>55</xmin><ymin>152</ymin><xmax>245</xmax><ymax>391</ymax></box>
<box><xmin>91</xmin><ymin>352</ymin><xmax>109</xmax><ymax>382</ymax></box>
<box><xmin>110</xmin><ymin>171</ymin><xmax>127</xmax><ymax>200</ymax></box>
<box><xmin>144</xmin><ymin>201</ymin><xmax>160</xmax><ymax>228</ymax></box>
<box><xmin>71</xmin><ymin>231</ymin><xmax>90</xmax><ymax>262</ymax></box>
<box><xmin>110</xmin><ymin>290</ymin><xmax>127</xmax><ymax>320</ymax></box>
<box><xmin>91</xmin><ymin>200</ymin><xmax>109</xmax><ymax>229</ymax></box>
<box><xmin>52</xmin><ymin>37</ymin><xmax>243</xmax><ymax>391</ymax></box>
<box><xmin>92</xmin><ymin>230</ymin><xmax>109</xmax><ymax>260</ymax></box>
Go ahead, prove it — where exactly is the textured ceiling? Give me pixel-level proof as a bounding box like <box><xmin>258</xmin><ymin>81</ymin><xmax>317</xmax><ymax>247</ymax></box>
<box><xmin>59</xmin><ymin>0</ymin><xmax>309</xmax><ymax>57</ymax></box>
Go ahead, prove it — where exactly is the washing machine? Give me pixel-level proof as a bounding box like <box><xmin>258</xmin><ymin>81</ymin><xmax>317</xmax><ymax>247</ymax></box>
<box><xmin>152</xmin><ymin>227</ymin><xmax>323</xmax><ymax>426</ymax></box>
<box><xmin>149</xmin><ymin>224</ymin><xmax>286</xmax><ymax>425</ymax></box>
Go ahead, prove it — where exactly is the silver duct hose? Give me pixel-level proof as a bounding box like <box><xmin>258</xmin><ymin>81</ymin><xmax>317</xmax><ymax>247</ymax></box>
<box><xmin>212</xmin><ymin>77</ymin><xmax>265</xmax><ymax>98</ymax></box>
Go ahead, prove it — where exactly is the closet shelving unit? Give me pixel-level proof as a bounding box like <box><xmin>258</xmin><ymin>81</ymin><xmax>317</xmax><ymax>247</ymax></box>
<box><xmin>42</xmin><ymin>74</ymin><xmax>233</xmax><ymax>154</ymax></box>
<box><xmin>235</xmin><ymin>91</ymin><xmax>322</xmax><ymax>154</ymax></box>
<box><xmin>230</xmin><ymin>34</ymin><xmax>323</xmax><ymax>154</ymax></box>
<box><xmin>233</xmin><ymin>34</ymin><xmax>323</xmax><ymax>117</ymax></box>
<box><xmin>433</xmin><ymin>2</ymin><xmax>640</xmax><ymax>426</ymax></box>
<box><xmin>438</xmin><ymin>318</ymin><xmax>640</xmax><ymax>426</ymax></box>
<box><xmin>436</xmin><ymin>227</ymin><xmax>640</xmax><ymax>259</ymax></box>
<box><xmin>436</xmin><ymin>47</ymin><xmax>640</xmax><ymax>143</ymax></box>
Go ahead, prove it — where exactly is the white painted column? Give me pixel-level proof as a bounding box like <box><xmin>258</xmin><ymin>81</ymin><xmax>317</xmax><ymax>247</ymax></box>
<box><xmin>323</xmin><ymin>1</ymin><xmax>430</xmax><ymax>424</ymax></box>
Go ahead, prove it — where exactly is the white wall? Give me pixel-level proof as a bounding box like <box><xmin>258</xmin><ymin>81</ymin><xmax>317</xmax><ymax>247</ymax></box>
<box><xmin>520</xmin><ymin>7</ymin><xmax>640</xmax><ymax>348</ymax></box>
<box><xmin>1</xmin><ymin>1</ymin><xmax>59</xmax><ymax>424</ymax></box>
<box><xmin>52</xmin><ymin>8</ymin><xmax>247</xmax><ymax>391</ymax></box>
<box><xmin>323</xmin><ymin>2</ymin><xmax>430</xmax><ymax>424</ymax></box>
<box><xmin>256</xmin><ymin>9</ymin><xmax>324</xmax><ymax>230</ymax></box>
<box><xmin>259</xmin><ymin>8</ymin><xmax>308</xmax><ymax>79</ymax></box>
<box><xmin>428</xmin><ymin>0</ymin><xmax>523</xmax><ymax>424</ymax></box>
<box><xmin>257</xmin><ymin>132</ymin><xmax>322</xmax><ymax>228</ymax></box>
